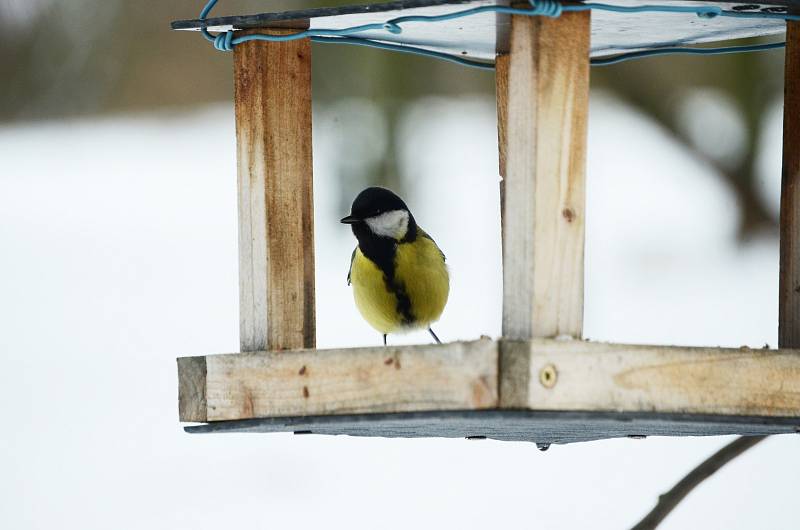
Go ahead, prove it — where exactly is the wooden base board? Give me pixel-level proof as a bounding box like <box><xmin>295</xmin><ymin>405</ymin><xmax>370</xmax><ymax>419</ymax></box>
<box><xmin>178</xmin><ymin>339</ymin><xmax>498</xmax><ymax>422</ymax></box>
<box><xmin>177</xmin><ymin>338</ymin><xmax>800</xmax><ymax>443</ymax></box>
<box><xmin>183</xmin><ymin>410</ymin><xmax>799</xmax><ymax>445</ymax></box>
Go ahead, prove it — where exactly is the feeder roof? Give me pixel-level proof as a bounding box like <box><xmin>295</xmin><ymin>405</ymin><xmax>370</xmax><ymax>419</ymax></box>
<box><xmin>172</xmin><ymin>0</ymin><xmax>794</xmax><ymax>60</ymax></box>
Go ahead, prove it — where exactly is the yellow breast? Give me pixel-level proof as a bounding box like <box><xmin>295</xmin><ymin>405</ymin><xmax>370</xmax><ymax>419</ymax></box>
<box><xmin>350</xmin><ymin>231</ymin><xmax>449</xmax><ymax>334</ymax></box>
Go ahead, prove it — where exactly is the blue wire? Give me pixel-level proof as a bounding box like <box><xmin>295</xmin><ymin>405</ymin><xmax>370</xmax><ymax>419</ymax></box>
<box><xmin>312</xmin><ymin>36</ymin><xmax>786</xmax><ymax>69</ymax></box>
<box><xmin>198</xmin><ymin>0</ymin><xmax>796</xmax><ymax>65</ymax></box>
<box><xmin>310</xmin><ymin>36</ymin><xmax>496</xmax><ymax>70</ymax></box>
<box><xmin>592</xmin><ymin>41</ymin><xmax>787</xmax><ymax>66</ymax></box>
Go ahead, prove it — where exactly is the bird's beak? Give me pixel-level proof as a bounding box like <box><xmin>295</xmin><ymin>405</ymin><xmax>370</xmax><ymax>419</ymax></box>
<box><xmin>340</xmin><ymin>215</ymin><xmax>360</xmax><ymax>224</ymax></box>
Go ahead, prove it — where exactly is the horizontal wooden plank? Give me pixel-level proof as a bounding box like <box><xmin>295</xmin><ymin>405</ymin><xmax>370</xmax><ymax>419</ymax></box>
<box><xmin>178</xmin><ymin>339</ymin><xmax>498</xmax><ymax>422</ymax></box>
<box><xmin>500</xmin><ymin>340</ymin><xmax>800</xmax><ymax>417</ymax></box>
<box><xmin>178</xmin><ymin>339</ymin><xmax>800</xmax><ymax>442</ymax></box>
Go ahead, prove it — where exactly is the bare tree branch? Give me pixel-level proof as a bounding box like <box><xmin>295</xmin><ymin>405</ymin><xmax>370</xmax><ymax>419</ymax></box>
<box><xmin>630</xmin><ymin>435</ymin><xmax>767</xmax><ymax>530</ymax></box>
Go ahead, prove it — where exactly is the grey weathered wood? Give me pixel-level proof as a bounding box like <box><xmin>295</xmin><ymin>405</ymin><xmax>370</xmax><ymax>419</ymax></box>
<box><xmin>178</xmin><ymin>356</ymin><xmax>207</xmax><ymax>422</ymax></box>
<box><xmin>502</xmin><ymin>10</ymin><xmax>589</xmax><ymax>340</ymax></box>
<box><xmin>183</xmin><ymin>409</ymin><xmax>799</xmax><ymax>445</ymax></box>
<box><xmin>781</xmin><ymin>21</ymin><xmax>800</xmax><ymax>349</ymax></box>
<box><xmin>178</xmin><ymin>340</ymin><xmax>498</xmax><ymax>422</ymax></box>
<box><xmin>234</xmin><ymin>30</ymin><xmax>315</xmax><ymax>352</ymax></box>
<box><xmin>498</xmin><ymin>339</ymin><xmax>529</xmax><ymax>406</ymax></box>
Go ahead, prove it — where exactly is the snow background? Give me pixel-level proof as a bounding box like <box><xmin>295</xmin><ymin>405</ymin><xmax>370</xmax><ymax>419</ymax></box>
<box><xmin>0</xmin><ymin>92</ymin><xmax>797</xmax><ymax>529</ymax></box>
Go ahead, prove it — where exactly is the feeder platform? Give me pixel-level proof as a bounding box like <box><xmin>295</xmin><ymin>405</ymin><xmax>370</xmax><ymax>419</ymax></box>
<box><xmin>173</xmin><ymin>0</ymin><xmax>800</xmax><ymax>444</ymax></box>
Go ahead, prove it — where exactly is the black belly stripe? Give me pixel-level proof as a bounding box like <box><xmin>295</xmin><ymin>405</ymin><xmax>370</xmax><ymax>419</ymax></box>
<box><xmin>390</xmin><ymin>273</ymin><xmax>415</xmax><ymax>326</ymax></box>
<box><xmin>356</xmin><ymin>236</ymin><xmax>416</xmax><ymax>326</ymax></box>
<box><xmin>393</xmin><ymin>219</ymin><xmax>417</xmax><ymax>324</ymax></box>
<box><xmin>372</xmin><ymin>247</ymin><xmax>415</xmax><ymax>326</ymax></box>
<box><xmin>352</xmin><ymin>215</ymin><xmax>420</xmax><ymax>327</ymax></box>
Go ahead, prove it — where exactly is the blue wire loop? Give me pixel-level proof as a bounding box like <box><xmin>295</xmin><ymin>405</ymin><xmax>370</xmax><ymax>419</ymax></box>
<box><xmin>528</xmin><ymin>0</ymin><xmax>563</xmax><ymax>17</ymax></box>
<box><xmin>198</xmin><ymin>0</ymin><xmax>794</xmax><ymax>66</ymax></box>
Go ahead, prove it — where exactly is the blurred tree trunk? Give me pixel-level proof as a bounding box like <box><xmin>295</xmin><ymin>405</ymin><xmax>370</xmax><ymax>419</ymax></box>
<box><xmin>593</xmin><ymin>48</ymin><xmax>782</xmax><ymax>238</ymax></box>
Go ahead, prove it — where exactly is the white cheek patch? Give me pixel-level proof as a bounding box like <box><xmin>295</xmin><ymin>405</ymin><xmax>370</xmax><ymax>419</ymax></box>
<box><xmin>365</xmin><ymin>210</ymin><xmax>409</xmax><ymax>239</ymax></box>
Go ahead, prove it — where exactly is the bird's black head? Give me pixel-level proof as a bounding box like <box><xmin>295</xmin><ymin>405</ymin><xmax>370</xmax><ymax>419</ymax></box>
<box><xmin>343</xmin><ymin>187</ymin><xmax>409</xmax><ymax>220</ymax></box>
<box><xmin>341</xmin><ymin>187</ymin><xmax>417</xmax><ymax>244</ymax></box>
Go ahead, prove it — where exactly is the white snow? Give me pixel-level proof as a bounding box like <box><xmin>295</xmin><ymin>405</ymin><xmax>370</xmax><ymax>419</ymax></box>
<box><xmin>0</xmin><ymin>95</ymin><xmax>796</xmax><ymax>530</ymax></box>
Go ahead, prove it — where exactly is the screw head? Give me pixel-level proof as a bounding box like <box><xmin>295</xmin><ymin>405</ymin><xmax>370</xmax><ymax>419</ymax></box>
<box><xmin>539</xmin><ymin>363</ymin><xmax>558</xmax><ymax>388</ymax></box>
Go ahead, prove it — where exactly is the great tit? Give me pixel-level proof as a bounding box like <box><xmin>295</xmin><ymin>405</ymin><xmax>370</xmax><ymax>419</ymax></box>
<box><xmin>341</xmin><ymin>187</ymin><xmax>449</xmax><ymax>345</ymax></box>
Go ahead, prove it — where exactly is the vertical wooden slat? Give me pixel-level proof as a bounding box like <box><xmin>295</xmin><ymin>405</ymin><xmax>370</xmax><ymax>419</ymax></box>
<box><xmin>496</xmin><ymin>53</ymin><xmax>510</xmax><ymax>180</ymax></box>
<box><xmin>780</xmin><ymin>21</ymin><xmax>800</xmax><ymax>349</ymax></box>
<box><xmin>502</xmin><ymin>12</ymin><xmax>590</xmax><ymax>340</ymax></box>
<box><xmin>496</xmin><ymin>53</ymin><xmax>509</xmax><ymax>243</ymax></box>
<box><xmin>234</xmin><ymin>31</ymin><xmax>315</xmax><ymax>352</ymax></box>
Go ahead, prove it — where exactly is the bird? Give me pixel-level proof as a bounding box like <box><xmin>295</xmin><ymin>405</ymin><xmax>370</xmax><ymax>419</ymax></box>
<box><xmin>341</xmin><ymin>187</ymin><xmax>449</xmax><ymax>346</ymax></box>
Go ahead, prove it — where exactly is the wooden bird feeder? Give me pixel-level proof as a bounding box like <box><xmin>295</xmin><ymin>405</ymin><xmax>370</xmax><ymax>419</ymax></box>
<box><xmin>172</xmin><ymin>0</ymin><xmax>800</xmax><ymax>444</ymax></box>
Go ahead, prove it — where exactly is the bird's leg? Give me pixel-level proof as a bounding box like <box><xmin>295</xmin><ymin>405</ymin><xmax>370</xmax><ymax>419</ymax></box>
<box><xmin>383</xmin><ymin>334</ymin><xmax>387</xmax><ymax>346</ymax></box>
<box><xmin>428</xmin><ymin>328</ymin><xmax>442</xmax><ymax>344</ymax></box>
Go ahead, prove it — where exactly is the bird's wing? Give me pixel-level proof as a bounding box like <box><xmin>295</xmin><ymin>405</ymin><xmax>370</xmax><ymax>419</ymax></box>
<box><xmin>347</xmin><ymin>246</ymin><xmax>357</xmax><ymax>286</ymax></box>
<box><xmin>419</xmin><ymin>229</ymin><xmax>446</xmax><ymax>262</ymax></box>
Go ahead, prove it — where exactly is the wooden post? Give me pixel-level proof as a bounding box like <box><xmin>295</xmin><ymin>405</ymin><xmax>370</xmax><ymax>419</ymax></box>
<box><xmin>781</xmin><ymin>21</ymin><xmax>800</xmax><ymax>349</ymax></box>
<box><xmin>496</xmin><ymin>54</ymin><xmax>509</xmax><ymax>246</ymax></box>
<box><xmin>501</xmin><ymin>12</ymin><xmax>590</xmax><ymax>340</ymax></box>
<box><xmin>234</xmin><ymin>31</ymin><xmax>315</xmax><ymax>352</ymax></box>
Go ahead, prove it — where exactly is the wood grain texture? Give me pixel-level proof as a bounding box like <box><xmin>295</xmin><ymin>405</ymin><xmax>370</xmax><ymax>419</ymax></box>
<box><xmin>179</xmin><ymin>339</ymin><xmax>498</xmax><ymax>421</ymax></box>
<box><xmin>498</xmin><ymin>339</ymin><xmax>529</xmax><ymax>407</ymax></box>
<box><xmin>496</xmin><ymin>52</ymin><xmax>509</xmax><ymax>249</ymax></box>
<box><xmin>178</xmin><ymin>339</ymin><xmax>800</xmax><ymax>424</ymax></box>
<box><xmin>178</xmin><ymin>356</ymin><xmax>207</xmax><ymax>422</ymax></box>
<box><xmin>234</xmin><ymin>30</ymin><xmax>315</xmax><ymax>352</ymax></box>
<box><xmin>495</xmin><ymin>53</ymin><xmax>509</xmax><ymax>180</ymax></box>
<box><xmin>502</xmin><ymin>12</ymin><xmax>590</xmax><ymax>340</ymax></box>
<box><xmin>781</xmin><ymin>21</ymin><xmax>800</xmax><ymax>349</ymax></box>
<box><xmin>500</xmin><ymin>339</ymin><xmax>800</xmax><ymax>417</ymax></box>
